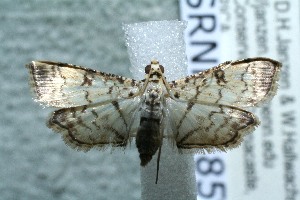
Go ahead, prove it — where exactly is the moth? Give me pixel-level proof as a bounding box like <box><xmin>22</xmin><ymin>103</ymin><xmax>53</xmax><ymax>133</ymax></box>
<box><xmin>26</xmin><ymin>58</ymin><xmax>281</xmax><ymax>183</ymax></box>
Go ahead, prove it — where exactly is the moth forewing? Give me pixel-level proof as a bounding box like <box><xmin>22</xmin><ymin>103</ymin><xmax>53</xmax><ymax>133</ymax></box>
<box><xmin>26</xmin><ymin>61</ymin><xmax>144</xmax><ymax>108</ymax></box>
<box><xmin>168</xmin><ymin>57</ymin><xmax>281</xmax><ymax>108</ymax></box>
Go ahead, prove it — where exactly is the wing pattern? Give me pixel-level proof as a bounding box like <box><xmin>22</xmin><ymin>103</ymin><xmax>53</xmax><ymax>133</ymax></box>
<box><xmin>26</xmin><ymin>61</ymin><xmax>143</xmax><ymax>150</ymax></box>
<box><xmin>169</xmin><ymin>58</ymin><xmax>281</xmax><ymax>108</ymax></box>
<box><xmin>26</xmin><ymin>57</ymin><xmax>281</xmax><ymax>153</ymax></box>
<box><xmin>165</xmin><ymin>99</ymin><xmax>258</xmax><ymax>153</ymax></box>
<box><xmin>166</xmin><ymin>57</ymin><xmax>281</xmax><ymax>151</ymax></box>
<box><xmin>48</xmin><ymin>97</ymin><xmax>141</xmax><ymax>151</ymax></box>
<box><xmin>26</xmin><ymin>61</ymin><xmax>143</xmax><ymax>108</ymax></box>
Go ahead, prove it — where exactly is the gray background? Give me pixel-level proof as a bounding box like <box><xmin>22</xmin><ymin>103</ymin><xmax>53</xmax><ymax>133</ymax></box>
<box><xmin>0</xmin><ymin>1</ymin><xmax>178</xmax><ymax>199</ymax></box>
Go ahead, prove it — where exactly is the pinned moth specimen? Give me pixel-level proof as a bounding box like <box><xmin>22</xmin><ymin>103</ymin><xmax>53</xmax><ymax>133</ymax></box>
<box><xmin>26</xmin><ymin>58</ymin><xmax>281</xmax><ymax>183</ymax></box>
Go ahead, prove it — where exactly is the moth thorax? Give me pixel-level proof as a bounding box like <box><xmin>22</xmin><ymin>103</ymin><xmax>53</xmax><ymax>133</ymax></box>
<box><xmin>145</xmin><ymin>88</ymin><xmax>160</xmax><ymax>104</ymax></box>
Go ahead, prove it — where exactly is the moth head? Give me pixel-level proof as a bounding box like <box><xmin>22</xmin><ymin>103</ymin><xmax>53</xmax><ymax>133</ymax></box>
<box><xmin>144</xmin><ymin>60</ymin><xmax>164</xmax><ymax>75</ymax></box>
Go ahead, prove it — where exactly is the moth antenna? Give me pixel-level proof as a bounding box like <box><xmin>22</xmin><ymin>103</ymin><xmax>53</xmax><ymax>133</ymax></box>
<box><xmin>155</xmin><ymin>144</ymin><xmax>162</xmax><ymax>184</ymax></box>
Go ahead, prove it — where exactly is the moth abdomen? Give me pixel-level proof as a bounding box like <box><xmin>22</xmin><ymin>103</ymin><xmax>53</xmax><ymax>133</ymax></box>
<box><xmin>136</xmin><ymin>118</ymin><xmax>162</xmax><ymax>166</ymax></box>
